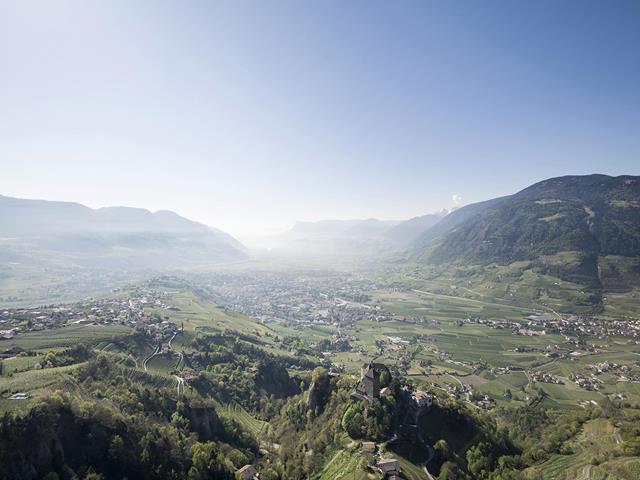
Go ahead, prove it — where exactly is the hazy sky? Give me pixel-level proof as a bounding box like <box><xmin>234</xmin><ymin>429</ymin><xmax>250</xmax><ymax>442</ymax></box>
<box><xmin>1</xmin><ymin>0</ymin><xmax>639</xmax><ymax>243</ymax></box>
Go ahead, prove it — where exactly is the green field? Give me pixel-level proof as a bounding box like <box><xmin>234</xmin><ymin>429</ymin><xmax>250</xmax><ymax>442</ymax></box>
<box><xmin>318</xmin><ymin>448</ymin><xmax>371</xmax><ymax>480</ymax></box>
<box><xmin>2</xmin><ymin>324</ymin><xmax>132</xmax><ymax>350</ymax></box>
<box><xmin>537</xmin><ymin>418</ymin><xmax>638</xmax><ymax>480</ymax></box>
<box><xmin>213</xmin><ymin>400</ymin><xmax>268</xmax><ymax>436</ymax></box>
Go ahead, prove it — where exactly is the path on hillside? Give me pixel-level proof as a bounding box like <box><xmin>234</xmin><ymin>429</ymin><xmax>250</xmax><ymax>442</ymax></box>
<box><xmin>576</xmin><ymin>464</ymin><xmax>592</xmax><ymax>480</ymax></box>
<box><xmin>174</xmin><ymin>375</ymin><xmax>184</xmax><ymax>395</ymax></box>
<box><xmin>143</xmin><ymin>331</ymin><xmax>180</xmax><ymax>372</ymax></box>
<box><xmin>167</xmin><ymin>332</ymin><xmax>178</xmax><ymax>350</ymax></box>
<box><xmin>422</xmin><ymin>464</ymin><xmax>436</xmax><ymax>480</ymax></box>
<box><xmin>613</xmin><ymin>427</ymin><xmax>622</xmax><ymax>445</ymax></box>
<box><xmin>128</xmin><ymin>354</ymin><xmax>139</xmax><ymax>369</ymax></box>
<box><xmin>323</xmin><ymin>449</ymin><xmax>343</xmax><ymax>471</ymax></box>
<box><xmin>143</xmin><ymin>345</ymin><xmax>160</xmax><ymax>371</ymax></box>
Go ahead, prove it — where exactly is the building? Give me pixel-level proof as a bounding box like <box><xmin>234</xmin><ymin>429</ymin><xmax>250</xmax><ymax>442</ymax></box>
<box><xmin>0</xmin><ymin>330</ymin><xmax>15</xmax><ymax>340</ymax></box>
<box><xmin>236</xmin><ymin>464</ymin><xmax>257</xmax><ymax>480</ymax></box>
<box><xmin>362</xmin><ymin>441</ymin><xmax>376</xmax><ymax>453</ymax></box>
<box><xmin>8</xmin><ymin>392</ymin><xmax>29</xmax><ymax>400</ymax></box>
<box><xmin>377</xmin><ymin>458</ymin><xmax>400</xmax><ymax>475</ymax></box>
<box><xmin>354</xmin><ymin>362</ymin><xmax>390</xmax><ymax>400</ymax></box>
<box><xmin>411</xmin><ymin>390</ymin><xmax>433</xmax><ymax>408</ymax></box>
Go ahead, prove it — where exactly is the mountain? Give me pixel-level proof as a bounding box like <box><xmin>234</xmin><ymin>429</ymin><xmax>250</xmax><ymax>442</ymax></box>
<box><xmin>0</xmin><ymin>195</ymin><xmax>246</xmax><ymax>270</ymax></box>
<box><xmin>383</xmin><ymin>212</ymin><xmax>445</xmax><ymax>246</ymax></box>
<box><xmin>265</xmin><ymin>218</ymin><xmax>401</xmax><ymax>255</ymax></box>
<box><xmin>411</xmin><ymin>175</ymin><xmax>640</xmax><ymax>310</ymax></box>
<box><xmin>412</xmin><ymin>198</ymin><xmax>508</xmax><ymax>250</ymax></box>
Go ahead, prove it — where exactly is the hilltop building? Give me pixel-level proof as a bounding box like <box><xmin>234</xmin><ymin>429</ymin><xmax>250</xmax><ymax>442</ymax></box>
<box><xmin>353</xmin><ymin>361</ymin><xmax>390</xmax><ymax>401</ymax></box>
<box><xmin>411</xmin><ymin>390</ymin><xmax>433</xmax><ymax>408</ymax></box>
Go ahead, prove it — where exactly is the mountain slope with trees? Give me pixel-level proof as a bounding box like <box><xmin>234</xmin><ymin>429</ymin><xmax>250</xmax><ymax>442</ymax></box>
<box><xmin>411</xmin><ymin>175</ymin><xmax>640</xmax><ymax>311</ymax></box>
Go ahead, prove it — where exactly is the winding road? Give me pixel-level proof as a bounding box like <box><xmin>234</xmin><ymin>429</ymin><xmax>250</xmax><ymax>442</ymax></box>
<box><xmin>142</xmin><ymin>345</ymin><xmax>160</xmax><ymax>371</ymax></box>
<box><xmin>174</xmin><ymin>375</ymin><xmax>185</xmax><ymax>395</ymax></box>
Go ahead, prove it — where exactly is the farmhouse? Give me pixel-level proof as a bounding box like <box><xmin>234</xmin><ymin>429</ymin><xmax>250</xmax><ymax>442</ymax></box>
<box><xmin>376</xmin><ymin>458</ymin><xmax>400</xmax><ymax>475</ymax></box>
<box><xmin>362</xmin><ymin>441</ymin><xmax>376</xmax><ymax>453</ymax></box>
<box><xmin>0</xmin><ymin>330</ymin><xmax>15</xmax><ymax>340</ymax></box>
<box><xmin>411</xmin><ymin>390</ymin><xmax>433</xmax><ymax>408</ymax></box>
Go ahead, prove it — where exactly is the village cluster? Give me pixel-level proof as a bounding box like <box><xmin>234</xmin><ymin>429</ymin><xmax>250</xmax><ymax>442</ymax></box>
<box><xmin>190</xmin><ymin>270</ymin><xmax>400</xmax><ymax>326</ymax></box>
<box><xmin>0</xmin><ymin>287</ymin><xmax>178</xmax><ymax>344</ymax></box>
<box><xmin>467</xmin><ymin>313</ymin><xmax>640</xmax><ymax>339</ymax></box>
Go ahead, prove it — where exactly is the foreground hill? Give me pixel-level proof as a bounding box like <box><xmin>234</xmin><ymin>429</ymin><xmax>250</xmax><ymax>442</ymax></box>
<box><xmin>412</xmin><ymin>175</ymin><xmax>640</xmax><ymax>312</ymax></box>
<box><xmin>0</xmin><ymin>195</ymin><xmax>246</xmax><ymax>270</ymax></box>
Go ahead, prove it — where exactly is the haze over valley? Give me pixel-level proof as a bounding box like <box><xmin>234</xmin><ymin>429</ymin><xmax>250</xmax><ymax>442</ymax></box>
<box><xmin>1</xmin><ymin>2</ymin><xmax>640</xmax><ymax>480</ymax></box>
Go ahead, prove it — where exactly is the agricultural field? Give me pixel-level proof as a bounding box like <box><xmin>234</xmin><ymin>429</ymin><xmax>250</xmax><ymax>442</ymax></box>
<box><xmin>1</xmin><ymin>324</ymin><xmax>132</xmax><ymax>351</ymax></box>
<box><xmin>318</xmin><ymin>451</ymin><xmax>369</xmax><ymax>480</ymax></box>
<box><xmin>143</xmin><ymin>289</ymin><xmax>274</xmax><ymax>337</ymax></box>
<box><xmin>537</xmin><ymin>417</ymin><xmax>640</xmax><ymax>480</ymax></box>
<box><xmin>213</xmin><ymin>400</ymin><xmax>268</xmax><ymax>437</ymax></box>
<box><xmin>0</xmin><ymin>363</ymin><xmax>85</xmax><ymax>412</ymax></box>
<box><xmin>2</xmin><ymin>276</ymin><xmax>639</xmax><ymax>479</ymax></box>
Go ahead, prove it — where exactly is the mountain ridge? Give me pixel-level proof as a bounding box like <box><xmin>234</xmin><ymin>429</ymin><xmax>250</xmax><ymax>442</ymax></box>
<box><xmin>410</xmin><ymin>174</ymin><xmax>640</xmax><ymax>310</ymax></box>
<box><xmin>0</xmin><ymin>194</ymin><xmax>246</xmax><ymax>269</ymax></box>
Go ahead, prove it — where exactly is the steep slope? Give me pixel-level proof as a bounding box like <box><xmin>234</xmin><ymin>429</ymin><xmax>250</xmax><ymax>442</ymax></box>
<box><xmin>0</xmin><ymin>195</ymin><xmax>246</xmax><ymax>269</ymax></box>
<box><xmin>427</xmin><ymin>175</ymin><xmax>640</xmax><ymax>264</ymax></box>
<box><xmin>412</xmin><ymin>175</ymin><xmax>640</xmax><ymax>311</ymax></box>
<box><xmin>383</xmin><ymin>212</ymin><xmax>445</xmax><ymax>246</ymax></box>
<box><xmin>412</xmin><ymin>197</ymin><xmax>510</xmax><ymax>249</ymax></box>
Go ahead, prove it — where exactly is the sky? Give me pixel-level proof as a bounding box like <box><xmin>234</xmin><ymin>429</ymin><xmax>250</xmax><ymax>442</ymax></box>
<box><xmin>1</xmin><ymin>0</ymin><xmax>639</xmax><ymax>244</ymax></box>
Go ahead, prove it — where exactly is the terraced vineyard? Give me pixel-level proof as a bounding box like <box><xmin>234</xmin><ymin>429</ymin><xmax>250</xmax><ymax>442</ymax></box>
<box><xmin>538</xmin><ymin>418</ymin><xmax>630</xmax><ymax>480</ymax></box>
<box><xmin>213</xmin><ymin>400</ymin><xmax>267</xmax><ymax>436</ymax></box>
<box><xmin>2</xmin><ymin>324</ymin><xmax>132</xmax><ymax>350</ymax></box>
<box><xmin>318</xmin><ymin>449</ymin><xmax>370</xmax><ymax>480</ymax></box>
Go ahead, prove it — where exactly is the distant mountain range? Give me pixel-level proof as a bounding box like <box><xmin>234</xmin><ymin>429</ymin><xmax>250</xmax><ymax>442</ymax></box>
<box><xmin>265</xmin><ymin>218</ymin><xmax>398</xmax><ymax>254</ymax></box>
<box><xmin>0</xmin><ymin>195</ymin><xmax>246</xmax><ymax>270</ymax></box>
<box><xmin>383</xmin><ymin>212</ymin><xmax>445</xmax><ymax>246</ymax></box>
<box><xmin>4</xmin><ymin>174</ymin><xmax>639</xmax><ymax>311</ymax></box>
<box><xmin>265</xmin><ymin>213</ymin><xmax>448</xmax><ymax>255</ymax></box>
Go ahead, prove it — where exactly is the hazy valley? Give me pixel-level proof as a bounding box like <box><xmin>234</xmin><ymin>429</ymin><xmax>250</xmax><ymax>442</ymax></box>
<box><xmin>2</xmin><ymin>175</ymin><xmax>640</xmax><ymax>480</ymax></box>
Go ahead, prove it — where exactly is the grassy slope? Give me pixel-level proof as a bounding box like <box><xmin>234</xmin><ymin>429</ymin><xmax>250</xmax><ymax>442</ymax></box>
<box><xmin>537</xmin><ymin>418</ymin><xmax>640</xmax><ymax>480</ymax></box>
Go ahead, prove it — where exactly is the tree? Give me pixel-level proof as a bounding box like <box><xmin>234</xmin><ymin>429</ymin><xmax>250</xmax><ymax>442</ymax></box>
<box><xmin>379</xmin><ymin>370</ymin><xmax>391</xmax><ymax>388</ymax></box>
<box><xmin>467</xmin><ymin>442</ymin><xmax>493</xmax><ymax>476</ymax></box>
<box><xmin>108</xmin><ymin>435</ymin><xmax>127</xmax><ymax>464</ymax></box>
<box><xmin>188</xmin><ymin>442</ymin><xmax>217</xmax><ymax>480</ymax></box>
<box><xmin>434</xmin><ymin>439</ymin><xmax>450</xmax><ymax>462</ymax></box>
<box><xmin>341</xmin><ymin>404</ymin><xmax>364</xmax><ymax>438</ymax></box>
<box><xmin>439</xmin><ymin>461</ymin><xmax>466</xmax><ymax>480</ymax></box>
